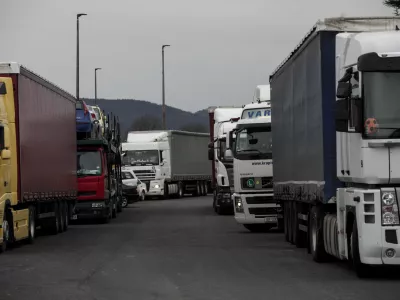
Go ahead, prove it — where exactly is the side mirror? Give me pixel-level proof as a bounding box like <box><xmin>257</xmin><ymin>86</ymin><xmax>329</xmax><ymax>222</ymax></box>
<box><xmin>224</xmin><ymin>149</ymin><xmax>233</xmax><ymax>160</ymax></box>
<box><xmin>336</xmin><ymin>82</ymin><xmax>352</xmax><ymax>99</ymax></box>
<box><xmin>208</xmin><ymin>148</ymin><xmax>214</xmax><ymax>160</ymax></box>
<box><xmin>208</xmin><ymin>142</ymin><xmax>214</xmax><ymax>149</ymax></box>
<box><xmin>1</xmin><ymin>149</ymin><xmax>10</xmax><ymax>160</ymax></box>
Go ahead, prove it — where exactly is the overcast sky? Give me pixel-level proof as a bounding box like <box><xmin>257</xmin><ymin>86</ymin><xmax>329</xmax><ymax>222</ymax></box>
<box><xmin>0</xmin><ymin>0</ymin><xmax>393</xmax><ymax>112</ymax></box>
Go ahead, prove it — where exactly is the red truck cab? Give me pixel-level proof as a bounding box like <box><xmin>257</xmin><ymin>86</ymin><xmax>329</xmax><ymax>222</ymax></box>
<box><xmin>75</xmin><ymin>138</ymin><xmax>121</xmax><ymax>223</ymax></box>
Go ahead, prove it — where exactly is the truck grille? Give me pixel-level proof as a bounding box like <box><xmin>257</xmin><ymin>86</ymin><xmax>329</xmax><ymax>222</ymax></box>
<box><xmin>246</xmin><ymin>195</ymin><xmax>275</xmax><ymax>204</ymax></box>
<box><xmin>248</xmin><ymin>207</ymin><xmax>277</xmax><ymax>215</ymax></box>
<box><xmin>132</xmin><ymin>169</ymin><xmax>156</xmax><ymax>181</ymax></box>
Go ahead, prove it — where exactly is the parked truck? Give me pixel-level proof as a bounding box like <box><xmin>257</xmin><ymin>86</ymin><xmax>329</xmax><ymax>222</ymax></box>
<box><xmin>75</xmin><ymin>115</ymin><xmax>123</xmax><ymax>223</ymax></box>
<box><xmin>0</xmin><ymin>62</ymin><xmax>77</xmax><ymax>251</ymax></box>
<box><xmin>122</xmin><ymin>131</ymin><xmax>211</xmax><ymax>198</ymax></box>
<box><xmin>208</xmin><ymin>107</ymin><xmax>243</xmax><ymax>214</ymax></box>
<box><xmin>226</xmin><ymin>85</ymin><xmax>282</xmax><ymax>232</ymax></box>
<box><xmin>270</xmin><ymin>16</ymin><xmax>400</xmax><ymax>277</ymax></box>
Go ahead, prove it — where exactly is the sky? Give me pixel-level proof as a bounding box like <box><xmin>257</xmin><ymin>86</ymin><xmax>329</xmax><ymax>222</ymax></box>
<box><xmin>0</xmin><ymin>0</ymin><xmax>393</xmax><ymax>112</ymax></box>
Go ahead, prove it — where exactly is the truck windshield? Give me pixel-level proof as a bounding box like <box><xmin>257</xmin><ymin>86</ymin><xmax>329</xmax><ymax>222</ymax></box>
<box><xmin>122</xmin><ymin>150</ymin><xmax>160</xmax><ymax>166</ymax></box>
<box><xmin>234</xmin><ymin>126</ymin><xmax>272</xmax><ymax>160</ymax></box>
<box><xmin>77</xmin><ymin>151</ymin><xmax>102</xmax><ymax>176</ymax></box>
<box><xmin>363</xmin><ymin>72</ymin><xmax>400</xmax><ymax>139</ymax></box>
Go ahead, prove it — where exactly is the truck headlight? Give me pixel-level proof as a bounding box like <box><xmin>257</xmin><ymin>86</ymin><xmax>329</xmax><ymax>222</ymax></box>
<box><xmin>154</xmin><ymin>184</ymin><xmax>160</xmax><ymax>189</ymax></box>
<box><xmin>235</xmin><ymin>196</ymin><xmax>244</xmax><ymax>213</ymax></box>
<box><xmin>381</xmin><ymin>192</ymin><xmax>400</xmax><ymax>226</ymax></box>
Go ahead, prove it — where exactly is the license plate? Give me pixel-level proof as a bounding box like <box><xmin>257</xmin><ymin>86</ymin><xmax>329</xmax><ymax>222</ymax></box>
<box><xmin>264</xmin><ymin>216</ymin><xmax>277</xmax><ymax>223</ymax></box>
<box><xmin>72</xmin><ymin>215</ymin><xmax>78</xmax><ymax>220</ymax></box>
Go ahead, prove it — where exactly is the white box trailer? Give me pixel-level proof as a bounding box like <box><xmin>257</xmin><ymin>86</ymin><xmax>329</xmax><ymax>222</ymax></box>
<box><xmin>123</xmin><ymin>130</ymin><xmax>211</xmax><ymax>198</ymax></box>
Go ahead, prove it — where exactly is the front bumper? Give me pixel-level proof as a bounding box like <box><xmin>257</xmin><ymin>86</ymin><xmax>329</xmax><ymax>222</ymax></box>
<box><xmin>232</xmin><ymin>193</ymin><xmax>281</xmax><ymax>225</ymax></box>
<box><xmin>359</xmin><ymin>225</ymin><xmax>400</xmax><ymax>265</ymax></box>
<box><xmin>74</xmin><ymin>200</ymin><xmax>109</xmax><ymax>219</ymax></box>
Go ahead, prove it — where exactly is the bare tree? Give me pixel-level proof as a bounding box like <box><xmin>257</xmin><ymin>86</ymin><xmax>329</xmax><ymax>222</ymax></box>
<box><xmin>384</xmin><ymin>0</ymin><xmax>400</xmax><ymax>16</ymax></box>
<box><xmin>129</xmin><ymin>115</ymin><xmax>162</xmax><ymax>131</ymax></box>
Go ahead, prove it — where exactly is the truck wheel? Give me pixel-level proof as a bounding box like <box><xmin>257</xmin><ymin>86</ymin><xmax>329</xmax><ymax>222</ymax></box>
<box><xmin>310</xmin><ymin>205</ymin><xmax>329</xmax><ymax>262</ymax></box>
<box><xmin>177</xmin><ymin>182</ymin><xmax>183</xmax><ymax>198</ymax></box>
<box><xmin>287</xmin><ymin>201</ymin><xmax>294</xmax><ymax>244</ymax></box>
<box><xmin>196</xmin><ymin>182</ymin><xmax>201</xmax><ymax>196</ymax></box>
<box><xmin>199</xmin><ymin>182</ymin><xmax>205</xmax><ymax>196</ymax></box>
<box><xmin>26</xmin><ymin>206</ymin><xmax>36</xmax><ymax>244</ymax></box>
<box><xmin>244</xmin><ymin>224</ymin><xmax>272</xmax><ymax>233</ymax></box>
<box><xmin>59</xmin><ymin>202</ymin><xmax>65</xmax><ymax>233</ymax></box>
<box><xmin>294</xmin><ymin>202</ymin><xmax>307</xmax><ymax>248</ymax></box>
<box><xmin>213</xmin><ymin>192</ymin><xmax>217</xmax><ymax>213</ymax></box>
<box><xmin>0</xmin><ymin>209</ymin><xmax>11</xmax><ymax>253</ymax></box>
<box><xmin>112</xmin><ymin>199</ymin><xmax>117</xmax><ymax>219</ymax></box>
<box><xmin>117</xmin><ymin>197</ymin><xmax>122</xmax><ymax>213</ymax></box>
<box><xmin>283</xmin><ymin>203</ymin><xmax>289</xmax><ymax>241</ymax></box>
<box><xmin>163</xmin><ymin>183</ymin><xmax>169</xmax><ymax>199</ymax></box>
<box><xmin>202</xmin><ymin>182</ymin><xmax>207</xmax><ymax>196</ymax></box>
<box><xmin>50</xmin><ymin>202</ymin><xmax>61</xmax><ymax>235</ymax></box>
<box><xmin>351</xmin><ymin>220</ymin><xmax>371</xmax><ymax>278</ymax></box>
<box><xmin>122</xmin><ymin>197</ymin><xmax>128</xmax><ymax>208</ymax></box>
<box><xmin>64</xmin><ymin>202</ymin><xmax>69</xmax><ymax>231</ymax></box>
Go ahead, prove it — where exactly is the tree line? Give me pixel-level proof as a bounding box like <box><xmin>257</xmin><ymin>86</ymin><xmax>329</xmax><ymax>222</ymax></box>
<box><xmin>129</xmin><ymin>114</ymin><xmax>208</xmax><ymax>133</ymax></box>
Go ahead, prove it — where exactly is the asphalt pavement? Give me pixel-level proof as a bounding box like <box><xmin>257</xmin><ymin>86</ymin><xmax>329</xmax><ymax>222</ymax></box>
<box><xmin>0</xmin><ymin>196</ymin><xmax>399</xmax><ymax>300</ymax></box>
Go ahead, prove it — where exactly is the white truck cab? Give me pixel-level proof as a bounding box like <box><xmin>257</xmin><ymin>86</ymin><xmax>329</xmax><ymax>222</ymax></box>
<box><xmin>226</xmin><ymin>85</ymin><xmax>282</xmax><ymax>232</ymax></box>
<box><xmin>208</xmin><ymin>107</ymin><xmax>243</xmax><ymax>214</ymax></box>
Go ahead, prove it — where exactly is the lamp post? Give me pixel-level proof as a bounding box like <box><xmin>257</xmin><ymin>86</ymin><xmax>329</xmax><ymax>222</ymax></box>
<box><xmin>95</xmin><ymin>68</ymin><xmax>101</xmax><ymax>105</ymax></box>
<box><xmin>76</xmin><ymin>13</ymin><xmax>87</xmax><ymax>101</ymax></box>
<box><xmin>162</xmin><ymin>44</ymin><xmax>170</xmax><ymax>130</ymax></box>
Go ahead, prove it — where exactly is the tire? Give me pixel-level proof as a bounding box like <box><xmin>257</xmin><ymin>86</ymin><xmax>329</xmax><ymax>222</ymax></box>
<box><xmin>112</xmin><ymin>199</ymin><xmax>117</xmax><ymax>219</ymax></box>
<box><xmin>202</xmin><ymin>182</ymin><xmax>207</xmax><ymax>196</ymax></box>
<box><xmin>196</xmin><ymin>182</ymin><xmax>201</xmax><ymax>196</ymax></box>
<box><xmin>163</xmin><ymin>183</ymin><xmax>169</xmax><ymax>200</ymax></box>
<box><xmin>284</xmin><ymin>202</ymin><xmax>289</xmax><ymax>242</ymax></box>
<box><xmin>288</xmin><ymin>201</ymin><xmax>293</xmax><ymax>244</ymax></box>
<box><xmin>294</xmin><ymin>202</ymin><xmax>306</xmax><ymax>248</ymax></box>
<box><xmin>351</xmin><ymin>220</ymin><xmax>371</xmax><ymax>278</ymax></box>
<box><xmin>122</xmin><ymin>197</ymin><xmax>128</xmax><ymax>208</ymax></box>
<box><xmin>213</xmin><ymin>191</ymin><xmax>217</xmax><ymax>213</ymax></box>
<box><xmin>26</xmin><ymin>206</ymin><xmax>36</xmax><ymax>244</ymax></box>
<box><xmin>309</xmin><ymin>205</ymin><xmax>329</xmax><ymax>262</ymax></box>
<box><xmin>101</xmin><ymin>206</ymin><xmax>111</xmax><ymax>224</ymax></box>
<box><xmin>0</xmin><ymin>209</ymin><xmax>11</xmax><ymax>253</ymax></box>
<box><xmin>64</xmin><ymin>203</ymin><xmax>69</xmax><ymax>231</ymax></box>
<box><xmin>177</xmin><ymin>182</ymin><xmax>183</xmax><ymax>199</ymax></box>
<box><xmin>50</xmin><ymin>202</ymin><xmax>61</xmax><ymax>235</ymax></box>
<box><xmin>140</xmin><ymin>191</ymin><xmax>145</xmax><ymax>201</ymax></box>
<box><xmin>199</xmin><ymin>181</ymin><xmax>204</xmax><ymax>196</ymax></box>
<box><xmin>117</xmin><ymin>197</ymin><xmax>122</xmax><ymax>213</ymax></box>
<box><xmin>60</xmin><ymin>202</ymin><xmax>66</xmax><ymax>233</ymax></box>
<box><xmin>243</xmin><ymin>224</ymin><xmax>273</xmax><ymax>233</ymax></box>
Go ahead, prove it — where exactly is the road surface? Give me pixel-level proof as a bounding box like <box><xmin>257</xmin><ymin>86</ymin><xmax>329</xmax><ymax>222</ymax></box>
<box><xmin>0</xmin><ymin>197</ymin><xmax>399</xmax><ymax>300</ymax></box>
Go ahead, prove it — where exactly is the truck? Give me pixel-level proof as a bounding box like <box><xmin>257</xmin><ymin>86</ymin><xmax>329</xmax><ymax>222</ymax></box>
<box><xmin>75</xmin><ymin>115</ymin><xmax>123</xmax><ymax>223</ymax></box>
<box><xmin>269</xmin><ymin>16</ymin><xmax>400</xmax><ymax>277</ymax></box>
<box><xmin>0</xmin><ymin>62</ymin><xmax>77</xmax><ymax>251</ymax></box>
<box><xmin>226</xmin><ymin>85</ymin><xmax>282</xmax><ymax>232</ymax></box>
<box><xmin>208</xmin><ymin>107</ymin><xmax>243</xmax><ymax>215</ymax></box>
<box><xmin>122</xmin><ymin>130</ymin><xmax>211</xmax><ymax>198</ymax></box>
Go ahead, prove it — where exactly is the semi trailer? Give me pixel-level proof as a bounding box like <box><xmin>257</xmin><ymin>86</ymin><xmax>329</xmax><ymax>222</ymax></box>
<box><xmin>270</xmin><ymin>17</ymin><xmax>400</xmax><ymax>276</ymax></box>
<box><xmin>0</xmin><ymin>62</ymin><xmax>77</xmax><ymax>251</ymax></box>
<box><xmin>122</xmin><ymin>130</ymin><xmax>211</xmax><ymax>198</ymax></box>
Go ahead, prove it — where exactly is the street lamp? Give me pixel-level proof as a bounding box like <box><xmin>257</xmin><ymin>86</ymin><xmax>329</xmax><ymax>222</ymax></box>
<box><xmin>76</xmin><ymin>13</ymin><xmax>87</xmax><ymax>101</ymax></box>
<box><xmin>95</xmin><ymin>68</ymin><xmax>102</xmax><ymax>104</ymax></box>
<box><xmin>162</xmin><ymin>44</ymin><xmax>170</xmax><ymax>130</ymax></box>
